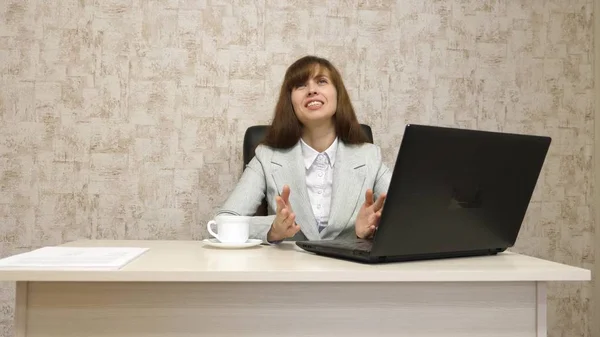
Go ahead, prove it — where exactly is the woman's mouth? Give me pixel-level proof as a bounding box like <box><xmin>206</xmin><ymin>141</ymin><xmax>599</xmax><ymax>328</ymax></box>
<box><xmin>306</xmin><ymin>100</ymin><xmax>324</xmax><ymax>109</ymax></box>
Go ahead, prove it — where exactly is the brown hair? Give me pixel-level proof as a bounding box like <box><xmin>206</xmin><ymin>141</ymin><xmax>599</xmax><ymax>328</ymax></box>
<box><xmin>262</xmin><ymin>55</ymin><xmax>369</xmax><ymax>149</ymax></box>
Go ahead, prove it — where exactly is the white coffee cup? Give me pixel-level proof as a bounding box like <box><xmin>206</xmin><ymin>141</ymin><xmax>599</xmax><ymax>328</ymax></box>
<box><xmin>206</xmin><ymin>215</ymin><xmax>250</xmax><ymax>243</ymax></box>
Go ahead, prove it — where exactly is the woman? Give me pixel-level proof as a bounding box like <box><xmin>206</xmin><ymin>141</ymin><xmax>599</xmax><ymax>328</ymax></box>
<box><xmin>217</xmin><ymin>55</ymin><xmax>391</xmax><ymax>243</ymax></box>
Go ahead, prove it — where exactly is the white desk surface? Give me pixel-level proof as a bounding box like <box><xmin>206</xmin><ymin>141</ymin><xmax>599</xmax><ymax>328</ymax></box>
<box><xmin>0</xmin><ymin>240</ymin><xmax>591</xmax><ymax>282</ymax></box>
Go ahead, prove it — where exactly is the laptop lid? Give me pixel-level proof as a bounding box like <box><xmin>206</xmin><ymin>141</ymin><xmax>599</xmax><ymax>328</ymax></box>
<box><xmin>369</xmin><ymin>124</ymin><xmax>551</xmax><ymax>258</ymax></box>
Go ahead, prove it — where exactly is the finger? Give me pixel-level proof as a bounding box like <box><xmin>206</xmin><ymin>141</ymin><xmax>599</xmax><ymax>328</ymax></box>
<box><xmin>287</xmin><ymin>220</ymin><xmax>301</xmax><ymax>236</ymax></box>
<box><xmin>366</xmin><ymin>213</ymin><xmax>381</xmax><ymax>230</ymax></box>
<box><xmin>357</xmin><ymin>218</ymin><xmax>376</xmax><ymax>238</ymax></box>
<box><xmin>281</xmin><ymin>185</ymin><xmax>291</xmax><ymax>205</ymax></box>
<box><xmin>282</xmin><ymin>212</ymin><xmax>296</xmax><ymax>229</ymax></box>
<box><xmin>284</xmin><ymin>214</ymin><xmax>299</xmax><ymax>235</ymax></box>
<box><xmin>275</xmin><ymin>208</ymin><xmax>291</xmax><ymax>228</ymax></box>
<box><xmin>369</xmin><ymin>211</ymin><xmax>382</xmax><ymax>228</ymax></box>
<box><xmin>362</xmin><ymin>225</ymin><xmax>376</xmax><ymax>239</ymax></box>
<box><xmin>372</xmin><ymin>193</ymin><xmax>386</xmax><ymax>212</ymax></box>
<box><xmin>280</xmin><ymin>208</ymin><xmax>289</xmax><ymax>218</ymax></box>
<box><xmin>289</xmin><ymin>224</ymin><xmax>301</xmax><ymax>236</ymax></box>
<box><xmin>370</xmin><ymin>209</ymin><xmax>382</xmax><ymax>221</ymax></box>
<box><xmin>275</xmin><ymin>196</ymin><xmax>286</xmax><ymax>213</ymax></box>
<box><xmin>364</xmin><ymin>189</ymin><xmax>374</xmax><ymax>206</ymax></box>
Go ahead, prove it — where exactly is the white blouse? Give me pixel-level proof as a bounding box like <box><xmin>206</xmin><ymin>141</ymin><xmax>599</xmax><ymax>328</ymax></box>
<box><xmin>300</xmin><ymin>137</ymin><xmax>338</xmax><ymax>233</ymax></box>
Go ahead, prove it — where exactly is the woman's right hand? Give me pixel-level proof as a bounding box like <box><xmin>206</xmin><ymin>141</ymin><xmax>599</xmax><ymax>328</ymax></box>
<box><xmin>267</xmin><ymin>185</ymin><xmax>301</xmax><ymax>242</ymax></box>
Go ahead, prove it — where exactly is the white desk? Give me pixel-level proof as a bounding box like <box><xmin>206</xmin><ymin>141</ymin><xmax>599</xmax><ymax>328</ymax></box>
<box><xmin>0</xmin><ymin>240</ymin><xmax>591</xmax><ymax>337</ymax></box>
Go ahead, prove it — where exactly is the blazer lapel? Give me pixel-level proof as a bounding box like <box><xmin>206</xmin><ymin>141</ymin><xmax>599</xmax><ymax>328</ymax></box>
<box><xmin>270</xmin><ymin>142</ymin><xmax>320</xmax><ymax>241</ymax></box>
<box><xmin>321</xmin><ymin>142</ymin><xmax>366</xmax><ymax>239</ymax></box>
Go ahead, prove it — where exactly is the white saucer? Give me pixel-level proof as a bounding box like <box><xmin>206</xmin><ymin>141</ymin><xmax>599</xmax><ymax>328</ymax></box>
<box><xmin>202</xmin><ymin>238</ymin><xmax>262</xmax><ymax>249</ymax></box>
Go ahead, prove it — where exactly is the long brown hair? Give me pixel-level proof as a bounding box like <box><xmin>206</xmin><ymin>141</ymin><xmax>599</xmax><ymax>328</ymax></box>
<box><xmin>262</xmin><ymin>55</ymin><xmax>369</xmax><ymax>149</ymax></box>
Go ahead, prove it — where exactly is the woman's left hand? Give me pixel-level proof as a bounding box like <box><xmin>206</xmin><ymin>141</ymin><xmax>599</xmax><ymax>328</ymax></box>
<box><xmin>355</xmin><ymin>189</ymin><xmax>387</xmax><ymax>239</ymax></box>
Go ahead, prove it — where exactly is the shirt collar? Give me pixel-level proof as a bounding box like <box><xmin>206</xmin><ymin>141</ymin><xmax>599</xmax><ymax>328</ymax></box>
<box><xmin>300</xmin><ymin>137</ymin><xmax>338</xmax><ymax>169</ymax></box>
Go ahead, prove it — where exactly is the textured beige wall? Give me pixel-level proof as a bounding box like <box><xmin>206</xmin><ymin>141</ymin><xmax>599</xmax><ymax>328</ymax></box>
<box><xmin>593</xmin><ymin>1</ymin><xmax>600</xmax><ymax>336</ymax></box>
<box><xmin>0</xmin><ymin>0</ymin><xmax>595</xmax><ymax>336</ymax></box>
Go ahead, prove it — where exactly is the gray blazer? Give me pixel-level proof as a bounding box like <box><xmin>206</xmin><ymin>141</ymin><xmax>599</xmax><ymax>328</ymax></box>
<box><xmin>216</xmin><ymin>140</ymin><xmax>392</xmax><ymax>242</ymax></box>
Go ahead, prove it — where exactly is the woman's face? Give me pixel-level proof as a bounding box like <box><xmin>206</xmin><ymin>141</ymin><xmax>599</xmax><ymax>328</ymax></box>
<box><xmin>290</xmin><ymin>66</ymin><xmax>337</xmax><ymax>128</ymax></box>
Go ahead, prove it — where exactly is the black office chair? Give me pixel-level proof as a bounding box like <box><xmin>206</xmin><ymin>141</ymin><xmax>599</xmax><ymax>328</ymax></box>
<box><xmin>242</xmin><ymin>124</ymin><xmax>374</xmax><ymax>216</ymax></box>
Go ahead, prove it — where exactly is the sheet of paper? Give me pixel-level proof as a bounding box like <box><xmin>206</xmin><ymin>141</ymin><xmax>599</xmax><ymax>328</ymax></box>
<box><xmin>0</xmin><ymin>247</ymin><xmax>149</xmax><ymax>270</ymax></box>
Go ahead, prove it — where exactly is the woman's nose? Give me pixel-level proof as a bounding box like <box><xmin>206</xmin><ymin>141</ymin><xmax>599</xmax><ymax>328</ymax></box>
<box><xmin>307</xmin><ymin>81</ymin><xmax>318</xmax><ymax>95</ymax></box>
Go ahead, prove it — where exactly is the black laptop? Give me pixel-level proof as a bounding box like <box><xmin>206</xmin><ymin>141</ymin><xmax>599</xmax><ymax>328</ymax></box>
<box><xmin>295</xmin><ymin>124</ymin><xmax>551</xmax><ymax>263</ymax></box>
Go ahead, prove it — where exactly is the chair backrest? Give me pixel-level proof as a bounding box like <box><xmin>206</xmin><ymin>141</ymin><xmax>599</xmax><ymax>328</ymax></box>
<box><xmin>242</xmin><ymin>124</ymin><xmax>374</xmax><ymax>216</ymax></box>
